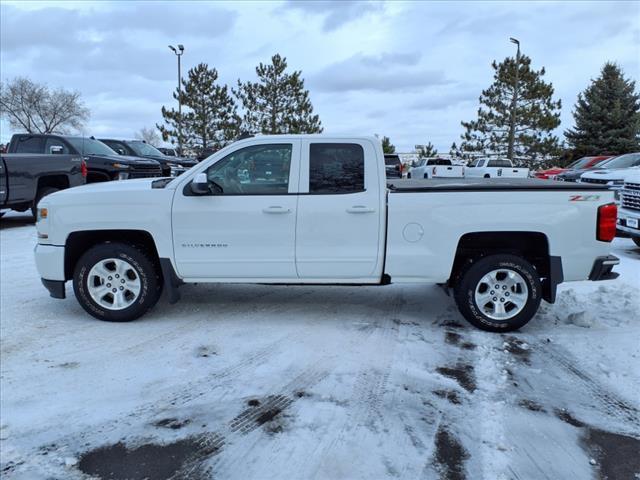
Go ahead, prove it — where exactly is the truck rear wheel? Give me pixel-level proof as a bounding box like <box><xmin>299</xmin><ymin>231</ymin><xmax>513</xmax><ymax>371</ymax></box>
<box><xmin>73</xmin><ymin>242</ymin><xmax>161</xmax><ymax>322</ymax></box>
<box><xmin>453</xmin><ymin>254</ymin><xmax>541</xmax><ymax>332</ymax></box>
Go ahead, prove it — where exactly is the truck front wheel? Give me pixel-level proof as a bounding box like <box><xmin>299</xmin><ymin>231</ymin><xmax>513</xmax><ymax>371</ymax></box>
<box><xmin>453</xmin><ymin>254</ymin><xmax>541</xmax><ymax>332</ymax></box>
<box><xmin>73</xmin><ymin>242</ymin><xmax>161</xmax><ymax>322</ymax></box>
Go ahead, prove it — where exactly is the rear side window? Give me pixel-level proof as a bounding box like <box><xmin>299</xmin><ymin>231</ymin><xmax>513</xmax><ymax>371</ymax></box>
<box><xmin>13</xmin><ymin>136</ymin><xmax>44</xmax><ymax>153</ymax></box>
<box><xmin>384</xmin><ymin>155</ymin><xmax>400</xmax><ymax>166</ymax></box>
<box><xmin>309</xmin><ymin>143</ymin><xmax>364</xmax><ymax>194</ymax></box>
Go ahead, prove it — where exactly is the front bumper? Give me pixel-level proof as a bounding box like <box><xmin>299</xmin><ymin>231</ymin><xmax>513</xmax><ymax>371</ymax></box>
<box><xmin>35</xmin><ymin>244</ymin><xmax>66</xmax><ymax>298</ymax></box>
<box><xmin>588</xmin><ymin>255</ymin><xmax>620</xmax><ymax>281</ymax></box>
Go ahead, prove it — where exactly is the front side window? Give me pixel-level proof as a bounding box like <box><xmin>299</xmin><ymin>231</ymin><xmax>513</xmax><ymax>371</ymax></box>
<box><xmin>205</xmin><ymin>144</ymin><xmax>292</xmax><ymax>195</ymax></box>
<box><xmin>309</xmin><ymin>143</ymin><xmax>364</xmax><ymax>194</ymax></box>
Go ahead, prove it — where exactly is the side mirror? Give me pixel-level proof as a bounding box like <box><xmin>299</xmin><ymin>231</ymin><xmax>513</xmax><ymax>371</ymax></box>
<box><xmin>50</xmin><ymin>145</ymin><xmax>64</xmax><ymax>155</ymax></box>
<box><xmin>190</xmin><ymin>173</ymin><xmax>210</xmax><ymax>195</ymax></box>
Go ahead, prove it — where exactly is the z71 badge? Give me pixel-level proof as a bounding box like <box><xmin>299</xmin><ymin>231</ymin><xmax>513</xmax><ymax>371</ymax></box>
<box><xmin>569</xmin><ymin>195</ymin><xmax>600</xmax><ymax>201</ymax></box>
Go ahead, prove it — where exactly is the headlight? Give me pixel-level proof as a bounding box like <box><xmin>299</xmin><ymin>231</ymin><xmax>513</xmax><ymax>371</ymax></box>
<box><xmin>36</xmin><ymin>207</ymin><xmax>49</xmax><ymax>240</ymax></box>
<box><xmin>112</xmin><ymin>163</ymin><xmax>130</xmax><ymax>169</ymax></box>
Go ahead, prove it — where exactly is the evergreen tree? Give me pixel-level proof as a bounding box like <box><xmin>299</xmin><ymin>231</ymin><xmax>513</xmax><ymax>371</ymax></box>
<box><xmin>565</xmin><ymin>62</ymin><xmax>640</xmax><ymax>156</ymax></box>
<box><xmin>415</xmin><ymin>142</ymin><xmax>437</xmax><ymax>157</ymax></box>
<box><xmin>376</xmin><ymin>135</ymin><xmax>395</xmax><ymax>154</ymax></box>
<box><xmin>234</xmin><ymin>54</ymin><xmax>322</xmax><ymax>134</ymax></box>
<box><xmin>158</xmin><ymin>63</ymin><xmax>240</xmax><ymax>154</ymax></box>
<box><xmin>460</xmin><ymin>54</ymin><xmax>561</xmax><ymax>166</ymax></box>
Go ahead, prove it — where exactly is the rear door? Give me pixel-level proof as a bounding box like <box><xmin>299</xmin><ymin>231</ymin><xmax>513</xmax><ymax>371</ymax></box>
<box><xmin>295</xmin><ymin>140</ymin><xmax>383</xmax><ymax>280</ymax></box>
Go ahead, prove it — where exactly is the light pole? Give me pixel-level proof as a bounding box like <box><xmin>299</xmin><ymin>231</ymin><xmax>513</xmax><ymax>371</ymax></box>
<box><xmin>507</xmin><ymin>37</ymin><xmax>520</xmax><ymax>162</ymax></box>
<box><xmin>169</xmin><ymin>44</ymin><xmax>184</xmax><ymax>156</ymax></box>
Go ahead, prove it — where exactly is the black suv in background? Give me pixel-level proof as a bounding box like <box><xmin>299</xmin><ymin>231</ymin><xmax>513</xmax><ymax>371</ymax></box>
<box><xmin>100</xmin><ymin>139</ymin><xmax>197</xmax><ymax>177</ymax></box>
<box><xmin>8</xmin><ymin>134</ymin><xmax>163</xmax><ymax>183</ymax></box>
<box><xmin>384</xmin><ymin>154</ymin><xmax>403</xmax><ymax>178</ymax></box>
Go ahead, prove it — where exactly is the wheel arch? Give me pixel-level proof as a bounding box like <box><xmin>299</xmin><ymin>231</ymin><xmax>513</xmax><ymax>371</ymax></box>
<box><xmin>64</xmin><ymin>229</ymin><xmax>160</xmax><ymax>281</ymax></box>
<box><xmin>448</xmin><ymin>231</ymin><xmax>562</xmax><ymax>303</ymax></box>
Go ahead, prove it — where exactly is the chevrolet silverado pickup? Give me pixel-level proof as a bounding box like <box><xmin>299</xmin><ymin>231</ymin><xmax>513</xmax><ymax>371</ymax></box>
<box><xmin>8</xmin><ymin>134</ymin><xmax>163</xmax><ymax>183</ymax></box>
<box><xmin>408</xmin><ymin>158</ymin><xmax>464</xmax><ymax>179</ymax></box>
<box><xmin>34</xmin><ymin>135</ymin><xmax>620</xmax><ymax>332</ymax></box>
<box><xmin>99</xmin><ymin>138</ymin><xmax>197</xmax><ymax>177</ymax></box>
<box><xmin>1</xmin><ymin>151</ymin><xmax>85</xmax><ymax>217</ymax></box>
<box><xmin>617</xmin><ymin>172</ymin><xmax>640</xmax><ymax>246</ymax></box>
<box><xmin>464</xmin><ymin>158</ymin><xmax>529</xmax><ymax>178</ymax></box>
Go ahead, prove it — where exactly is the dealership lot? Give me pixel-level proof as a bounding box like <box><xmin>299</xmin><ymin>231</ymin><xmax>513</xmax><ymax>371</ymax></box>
<box><xmin>1</xmin><ymin>212</ymin><xmax>639</xmax><ymax>479</ymax></box>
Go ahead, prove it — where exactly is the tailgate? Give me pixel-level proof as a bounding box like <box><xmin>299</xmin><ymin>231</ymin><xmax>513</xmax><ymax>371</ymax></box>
<box><xmin>433</xmin><ymin>166</ymin><xmax>464</xmax><ymax>178</ymax></box>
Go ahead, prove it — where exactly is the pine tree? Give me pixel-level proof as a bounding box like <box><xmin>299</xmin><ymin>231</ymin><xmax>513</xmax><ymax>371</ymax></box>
<box><xmin>158</xmin><ymin>63</ymin><xmax>240</xmax><ymax>154</ymax></box>
<box><xmin>460</xmin><ymin>54</ymin><xmax>561</xmax><ymax>166</ymax></box>
<box><xmin>415</xmin><ymin>142</ymin><xmax>437</xmax><ymax>157</ymax></box>
<box><xmin>377</xmin><ymin>135</ymin><xmax>395</xmax><ymax>154</ymax></box>
<box><xmin>234</xmin><ymin>54</ymin><xmax>322</xmax><ymax>134</ymax></box>
<box><xmin>565</xmin><ymin>62</ymin><xmax>640</xmax><ymax>156</ymax></box>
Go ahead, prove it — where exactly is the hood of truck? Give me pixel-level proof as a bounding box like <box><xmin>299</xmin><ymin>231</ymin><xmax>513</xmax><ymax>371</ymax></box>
<box><xmin>88</xmin><ymin>154</ymin><xmax>160</xmax><ymax>166</ymax></box>
<box><xmin>582</xmin><ymin>167</ymin><xmax>640</xmax><ymax>181</ymax></box>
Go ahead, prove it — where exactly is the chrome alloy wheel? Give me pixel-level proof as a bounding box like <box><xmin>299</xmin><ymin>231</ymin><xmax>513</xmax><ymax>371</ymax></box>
<box><xmin>474</xmin><ymin>268</ymin><xmax>528</xmax><ymax>321</ymax></box>
<box><xmin>87</xmin><ymin>258</ymin><xmax>141</xmax><ymax>310</ymax></box>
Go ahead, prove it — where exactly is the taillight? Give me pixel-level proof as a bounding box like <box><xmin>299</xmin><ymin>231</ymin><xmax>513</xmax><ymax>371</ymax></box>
<box><xmin>81</xmin><ymin>159</ymin><xmax>88</xmax><ymax>178</ymax></box>
<box><xmin>596</xmin><ymin>203</ymin><xmax>617</xmax><ymax>242</ymax></box>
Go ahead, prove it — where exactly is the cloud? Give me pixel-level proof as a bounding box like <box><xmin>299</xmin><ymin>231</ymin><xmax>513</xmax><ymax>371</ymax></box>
<box><xmin>282</xmin><ymin>0</ymin><xmax>383</xmax><ymax>32</ymax></box>
<box><xmin>310</xmin><ymin>52</ymin><xmax>450</xmax><ymax>92</ymax></box>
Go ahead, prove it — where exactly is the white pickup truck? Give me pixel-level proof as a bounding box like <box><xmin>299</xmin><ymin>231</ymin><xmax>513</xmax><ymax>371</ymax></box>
<box><xmin>35</xmin><ymin>135</ymin><xmax>620</xmax><ymax>332</ymax></box>
<box><xmin>464</xmin><ymin>158</ymin><xmax>529</xmax><ymax>178</ymax></box>
<box><xmin>408</xmin><ymin>158</ymin><xmax>464</xmax><ymax>179</ymax></box>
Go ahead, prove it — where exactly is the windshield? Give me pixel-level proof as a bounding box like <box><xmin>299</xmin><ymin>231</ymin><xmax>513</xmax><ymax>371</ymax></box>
<box><xmin>568</xmin><ymin>157</ymin><xmax>593</xmax><ymax>169</ymax></box>
<box><xmin>66</xmin><ymin>137</ymin><xmax>117</xmax><ymax>156</ymax></box>
<box><xmin>599</xmin><ymin>153</ymin><xmax>640</xmax><ymax>169</ymax></box>
<box><xmin>128</xmin><ymin>141</ymin><xmax>165</xmax><ymax>157</ymax></box>
<box><xmin>384</xmin><ymin>155</ymin><xmax>400</xmax><ymax>166</ymax></box>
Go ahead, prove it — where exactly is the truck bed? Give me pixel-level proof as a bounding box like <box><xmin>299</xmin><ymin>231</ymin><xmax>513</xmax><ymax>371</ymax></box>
<box><xmin>387</xmin><ymin>178</ymin><xmax>610</xmax><ymax>192</ymax></box>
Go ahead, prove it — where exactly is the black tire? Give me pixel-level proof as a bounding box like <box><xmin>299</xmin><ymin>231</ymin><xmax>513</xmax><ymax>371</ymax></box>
<box><xmin>407</xmin><ymin>173</ymin><xmax>412</xmax><ymax>179</ymax></box>
<box><xmin>453</xmin><ymin>254</ymin><xmax>542</xmax><ymax>332</ymax></box>
<box><xmin>73</xmin><ymin>242</ymin><xmax>161</xmax><ymax>322</ymax></box>
<box><xmin>633</xmin><ymin>237</ymin><xmax>640</xmax><ymax>248</ymax></box>
<box><xmin>31</xmin><ymin>187</ymin><xmax>59</xmax><ymax>217</ymax></box>
<box><xmin>483</xmin><ymin>174</ymin><xmax>490</xmax><ymax>178</ymax></box>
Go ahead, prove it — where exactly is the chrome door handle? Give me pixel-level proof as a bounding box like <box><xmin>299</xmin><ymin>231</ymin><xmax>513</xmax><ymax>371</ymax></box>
<box><xmin>262</xmin><ymin>206</ymin><xmax>291</xmax><ymax>214</ymax></box>
<box><xmin>346</xmin><ymin>205</ymin><xmax>375</xmax><ymax>213</ymax></box>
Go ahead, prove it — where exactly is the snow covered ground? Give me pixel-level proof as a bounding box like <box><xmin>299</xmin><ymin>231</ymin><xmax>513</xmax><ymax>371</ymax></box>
<box><xmin>1</xmin><ymin>211</ymin><xmax>639</xmax><ymax>480</ymax></box>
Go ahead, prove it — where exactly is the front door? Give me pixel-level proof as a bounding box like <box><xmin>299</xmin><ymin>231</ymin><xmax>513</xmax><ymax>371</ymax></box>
<box><xmin>295</xmin><ymin>140</ymin><xmax>383</xmax><ymax>280</ymax></box>
<box><xmin>172</xmin><ymin>141</ymin><xmax>300</xmax><ymax>279</ymax></box>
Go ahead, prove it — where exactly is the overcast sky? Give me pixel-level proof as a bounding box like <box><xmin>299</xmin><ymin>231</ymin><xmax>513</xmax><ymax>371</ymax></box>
<box><xmin>1</xmin><ymin>0</ymin><xmax>639</xmax><ymax>152</ymax></box>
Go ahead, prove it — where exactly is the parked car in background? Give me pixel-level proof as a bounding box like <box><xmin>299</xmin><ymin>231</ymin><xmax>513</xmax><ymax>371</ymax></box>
<box><xmin>157</xmin><ymin>147</ymin><xmax>178</xmax><ymax>157</ymax></box>
<box><xmin>7</xmin><ymin>134</ymin><xmax>163</xmax><ymax>183</ymax></box>
<box><xmin>555</xmin><ymin>156</ymin><xmax>617</xmax><ymax>182</ymax></box>
<box><xmin>464</xmin><ymin>158</ymin><xmax>529</xmax><ymax>178</ymax></box>
<box><xmin>617</xmin><ymin>171</ymin><xmax>640</xmax><ymax>247</ymax></box>
<box><xmin>100</xmin><ymin>139</ymin><xmax>197</xmax><ymax>177</ymax></box>
<box><xmin>1</xmin><ymin>149</ymin><xmax>85</xmax><ymax>217</ymax></box>
<box><xmin>579</xmin><ymin>153</ymin><xmax>640</xmax><ymax>201</ymax></box>
<box><xmin>408</xmin><ymin>158</ymin><xmax>464</xmax><ymax>179</ymax></box>
<box><xmin>35</xmin><ymin>135</ymin><xmax>619</xmax><ymax>332</ymax></box>
<box><xmin>533</xmin><ymin>155</ymin><xmax>611</xmax><ymax>180</ymax></box>
<box><xmin>384</xmin><ymin>154</ymin><xmax>403</xmax><ymax>178</ymax></box>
